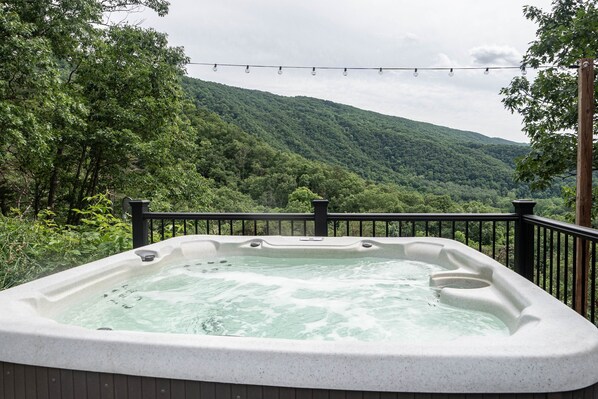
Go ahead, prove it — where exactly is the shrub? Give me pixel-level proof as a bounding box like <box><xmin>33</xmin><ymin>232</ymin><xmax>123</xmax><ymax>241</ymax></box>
<box><xmin>0</xmin><ymin>194</ymin><xmax>131</xmax><ymax>290</ymax></box>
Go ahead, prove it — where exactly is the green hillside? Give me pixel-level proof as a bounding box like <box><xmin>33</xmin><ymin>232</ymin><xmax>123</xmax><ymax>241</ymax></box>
<box><xmin>184</xmin><ymin>78</ymin><xmax>531</xmax><ymax>202</ymax></box>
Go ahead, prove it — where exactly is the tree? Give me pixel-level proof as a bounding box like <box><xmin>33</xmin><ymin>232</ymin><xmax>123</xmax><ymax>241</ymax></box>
<box><xmin>0</xmin><ymin>0</ymin><xmax>191</xmax><ymax>219</ymax></box>
<box><xmin>60</xmin><ymin>25</ymin><xmax>188</xmax><ymax>221</ymax></box>
<box><xmin>0</xmin><ymin>4</ymin><xmax>68</xmax><ymax>213</ymax></box>
<box><xmin>285</xmin><ymin>187</ymin><xmax>321</xmax><ymax>213</ymax></box>
<box><xmin>500</xmin><ymin>0</ymin><xmax>598</xmax><ymax>190</ymax></box>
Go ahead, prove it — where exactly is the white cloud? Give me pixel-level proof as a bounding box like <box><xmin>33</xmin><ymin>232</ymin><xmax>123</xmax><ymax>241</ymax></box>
<box><xmin>469</xmin><ymin>45</ymin><xmax>522</xmax><ymax>66</ymax></box>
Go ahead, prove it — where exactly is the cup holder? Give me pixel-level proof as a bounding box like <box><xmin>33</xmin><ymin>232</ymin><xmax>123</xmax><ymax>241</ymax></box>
<box><xmin>431</xmin><ymin>277</ymin><xmax>490</xmax><ymax>289</ymax></box>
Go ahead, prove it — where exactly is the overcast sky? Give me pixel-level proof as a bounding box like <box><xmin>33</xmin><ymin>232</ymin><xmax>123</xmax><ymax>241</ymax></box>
<box><xmin>125</xmin><ymin>0</ymin><xmax>554</xmax><ymax>143</ymax></box>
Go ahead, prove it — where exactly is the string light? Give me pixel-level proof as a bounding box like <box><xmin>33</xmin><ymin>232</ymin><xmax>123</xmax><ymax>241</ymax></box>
<box><xmin>189</xmin><ymin>62</ymin><xmax>553</xmax><ymax>76</ymax></box>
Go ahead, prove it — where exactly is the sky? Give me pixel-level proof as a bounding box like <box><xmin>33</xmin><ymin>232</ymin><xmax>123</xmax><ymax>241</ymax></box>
<box><xmin>123</xmin><ymin>0</ymin><xmax>554</xmax><ymax>143</ymax></box>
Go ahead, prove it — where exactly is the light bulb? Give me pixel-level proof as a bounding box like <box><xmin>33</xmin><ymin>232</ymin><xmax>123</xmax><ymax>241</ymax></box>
<box><xmin>521</xmin><ymin>66</ymin><xmax>527</xmax><ymax>76</ymax></box>
<box><xmin>278</xmin><ymin>66</ymin><xmax>283</xmax><ymax>75</ymax></box>
<box><xmin>448</xmin><ymin>68</ymin><xmax>454</xmax><ymax>77</ymax></box>
<box><xmin>212</xmin><ymin>64</ymin><xmax>217</xmax><ymax>72</ymax></box>
<box><xmin>484</xmin><ymin>67</ymin><xmax>489</xmax><ymax>75</ymax></box>
<box><xmin>245</xmin><ymin>65</ymin><xmax>250</xmax><ymax>74</ymax></box>
<box><xmin>413</xmin><ymin>68</ymin><xmax>418</xmax><ymax>77</ymax></box>
<box><xmin>343</xmin><ymin>68</ymin><xmax>348</xmax><ymax>76</ymax></box>
<box><xmin>311</xmin><ymin>67</ymin><xmax>316</xmax><ymax>76</ymax></box>
<box><xmin>378</xmin><ymin>67</ymin><xmax>383</xmax><ymax>75</ymax></box>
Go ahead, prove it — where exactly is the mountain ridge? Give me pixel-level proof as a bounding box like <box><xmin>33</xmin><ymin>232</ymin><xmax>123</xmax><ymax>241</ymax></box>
<box><xmin>182</xmin><ymin>76</ymin><xmax>532</xmax><ymax>202</ymax></box>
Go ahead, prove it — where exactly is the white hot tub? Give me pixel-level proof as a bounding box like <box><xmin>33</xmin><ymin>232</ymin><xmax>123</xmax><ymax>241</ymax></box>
<box><xmin>0</xmin><ymin>236</ymin><xmax>597</xmax><ymax>396</ymax></box>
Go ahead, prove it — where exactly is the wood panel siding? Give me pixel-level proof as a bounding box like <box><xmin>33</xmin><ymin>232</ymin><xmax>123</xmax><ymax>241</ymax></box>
<box><xmin>1</xmin><ymin>362</ymin><xmax>597</xmax><ymax>399</ymax></box>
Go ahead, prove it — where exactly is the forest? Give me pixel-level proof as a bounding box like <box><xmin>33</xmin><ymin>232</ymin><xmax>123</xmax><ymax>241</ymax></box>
<box><xmin>0</xmin><ymin>0</ymin><xmax>589</xmax><ymax>289</ymax></box>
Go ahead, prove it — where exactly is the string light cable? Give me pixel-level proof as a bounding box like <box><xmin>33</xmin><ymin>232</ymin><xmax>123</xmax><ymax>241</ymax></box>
<box><xmin>191</xmin><ymin>62</ymin><xmax>556</xmax><ymax>76</ymax></box>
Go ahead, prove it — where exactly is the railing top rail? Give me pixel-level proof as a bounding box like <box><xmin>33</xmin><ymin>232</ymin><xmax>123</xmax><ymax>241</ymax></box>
<box><xmin>143</xmin><ymin>212</ymin><xmax>314</xmax><ymax>221</ymax></box>
<box><xmin>328</xmin><ymin>213</ymin><xmax>518</xmax><ymax>222</ymax></box>
<box><xmin>523</xmin><ymin>215</ymin><xmax>598</xmax><ymax>241</ymax></box>
<box><xmin>143</xmin><ymin>211</ymin><xmax>521</xmax><ymax>222</ymax></box>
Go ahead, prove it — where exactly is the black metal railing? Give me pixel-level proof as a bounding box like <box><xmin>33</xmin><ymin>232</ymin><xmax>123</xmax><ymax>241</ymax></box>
<box><xmin>524</xmin><ymin>215</ymin><xmax>598</xmax><ymax>323</ymax></box>
<box><xmin>130</xmin><ymin>198</ymin><xmax>597</xmax><ymax>325</ymax></box>
<box><xmin>326</xmin><ymin>213</ymin><xmax>518</xmax><ymax>268</ymax></box>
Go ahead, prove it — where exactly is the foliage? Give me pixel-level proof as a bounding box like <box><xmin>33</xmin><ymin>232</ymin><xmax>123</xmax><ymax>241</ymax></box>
<box><xmin>0</xmin><ymin>194</ymin><xmax>130</xmax><ymax>290</ymax></box>
<box><xmin>0</xmin><ymin>0</ymin><xmax>185</xmax><ymax>220</ymax></box>
<box><xmin>501</xmin><ymin>0</ymin><xmax>598</xmax><ymax>191</ymax></box>
<box><xmin>285</xmin><ymin>187</ymin><xmax>321</xmax><ymax>213</ymax></box>
<box><xmin>183</xmin><ymin>77</ymin><xmax>544</xmax><ymax>205</ymax></box>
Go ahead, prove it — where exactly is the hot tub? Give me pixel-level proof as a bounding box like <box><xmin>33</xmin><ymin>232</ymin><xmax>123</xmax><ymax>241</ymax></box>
<box><xmin>0</xmin><ymin>236</ymin><xmax>597</xmax><ymax>399</ymax></box>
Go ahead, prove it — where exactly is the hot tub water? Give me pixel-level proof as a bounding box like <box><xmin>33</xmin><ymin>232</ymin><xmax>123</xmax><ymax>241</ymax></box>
<box><xmin>57</xmin><ymin>256</ymin><xmax>508</xmax><ymax>341</ymax></box>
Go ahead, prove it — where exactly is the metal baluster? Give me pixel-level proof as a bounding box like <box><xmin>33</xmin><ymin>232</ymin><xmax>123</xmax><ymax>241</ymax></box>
<box><xmin>549</xmin><ymin>229</ymin><xmax>554</xmax><ymax>295</ymax></box>
<box><xmin>556</xmin><ymin>232</ymin><xmax>561</xmax><ymax>300</ymax></box>
<box><xmin>478</xmin><ymin>221</ymin><xmax>482</xmax><ymax>252</ymax></box>
<box><xmin>492</xmin><ymin>221</ymin><xmax>496</xmax><ymax>260</ymax></box>
<box><xmin>565</xmin><ymin>234</ymin><xmax>570</xmax><ymax>307</ymax></box>
<box><xmin>591</xmin><ymin>241</ymin><xmax>596</xmax><ymax>324</ymax></box>
<box><xmin>465</xmin><ymin>221</ymin><xmax>469</xmax><ymax>246</ymax></box>
<box><xmin>572</xmin><ymin>237</ymin><xmax>577</xmax><ymax>309</ymax></box>
<box><xmin>506</xmin><ymin>221</ymin><xmax>510</xmax><ymax>269</ymax></box>
<box><xmin>542</xmin><ymin>227</ymin><xmax>547</xmax><ymax>290</ymax></box>
<box><xmin>150</xmin><ymin>219</ymin><xmax>154</xmax><ymax>244</ymax></box>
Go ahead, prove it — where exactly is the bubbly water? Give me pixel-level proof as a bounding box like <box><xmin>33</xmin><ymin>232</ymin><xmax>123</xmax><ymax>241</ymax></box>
<box><xmin>56</xmin><ymin>256</ymin><xmax>509</xmax><ymax>341</ymax></box>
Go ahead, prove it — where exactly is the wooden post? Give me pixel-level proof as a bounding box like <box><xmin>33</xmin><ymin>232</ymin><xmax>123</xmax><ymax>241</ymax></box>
<box><xmin>574</xmin><ymin>58</ymin><xmax>594</xmax><ymax>315</ymax></box>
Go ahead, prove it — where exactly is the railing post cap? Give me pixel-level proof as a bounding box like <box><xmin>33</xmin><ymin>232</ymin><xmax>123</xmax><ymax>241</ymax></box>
<box><xmin>512</xmin><ymin>199</ymin><xmax>536</xmax><ymax>205</ymax></box>
<box><xmin>129</xmin><ymin>199</ymin><xmax>151</xmax><ymax>204</ymax></box>
<box><xmin>312</xmin><ymin>199</ymin><xmax>329</xmax><ymax>205</ymax></box>
<box><xmin>512</xmin><ymin>199</ymin><xmax>536</xmax><ymax>214</ymax></box>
